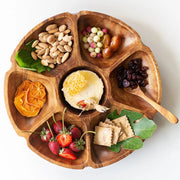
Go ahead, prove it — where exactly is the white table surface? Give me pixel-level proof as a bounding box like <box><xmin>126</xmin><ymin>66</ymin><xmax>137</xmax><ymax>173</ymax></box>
<box><xmin>0</xmin><ymin>0</ymin><xmax>180</xmax><ymax>179</ymax></box>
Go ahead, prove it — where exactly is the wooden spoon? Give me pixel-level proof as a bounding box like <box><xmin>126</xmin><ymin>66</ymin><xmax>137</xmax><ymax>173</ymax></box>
<box><xmin>125</xmin><ymin>86</ymin><xmax>178</xmax><ymax>124</ymax></box>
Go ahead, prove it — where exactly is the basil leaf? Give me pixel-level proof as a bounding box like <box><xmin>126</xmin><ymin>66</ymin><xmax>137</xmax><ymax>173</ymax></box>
<box><xmin>133</xmin><ymin>117</ymin><xmax>157</xmax><ymax>139</ymax></box>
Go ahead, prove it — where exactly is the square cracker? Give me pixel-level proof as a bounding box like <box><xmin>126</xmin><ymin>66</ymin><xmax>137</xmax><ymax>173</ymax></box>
<box><xmin>105</xmin><ymin>118</ymin><xmax>126</xmax><ymax>142</ymax></box>
<box><xmin>104</xmin><ymin>118</ymin><xmax>115</xmax><ymax>125</ymax></box>
<box><xmin>112</xmin><ymin>115</ymin><xmax>134</xmax><ymax>139</ymax></box>
<box><xmin>99</xmin><ymin>122</ymin><xmax>121</xmax><ymax>145</ymax></box>
<box><xmin>94</xmin><ymin>126</ymin><xmax>112</xmax><ymax>147</ymax></box>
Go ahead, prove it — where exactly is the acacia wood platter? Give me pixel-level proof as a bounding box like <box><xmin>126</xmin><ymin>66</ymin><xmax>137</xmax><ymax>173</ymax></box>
<box><xmin>4</xmin><ymin>11</ymin><xmax>161</xmax><ymax>169</ymax></box>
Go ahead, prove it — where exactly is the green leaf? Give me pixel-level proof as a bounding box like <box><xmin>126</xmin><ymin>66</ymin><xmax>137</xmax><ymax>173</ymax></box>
<box><xmin>15</xmin><ymin>49</ymin><xmax>34</xmax><ymax>68</ymax></box>
<box><xmin>25</xmin><ymin>40</ymin><xmax>36</xmax><ymax>51</ymax></box>
<box><xmin>106</xmin><ymin>109</ymin><xmax>157</xmax><ymax>152</ymax></box>
<box><xmin>119</xmin><ymin>137</ymin><xmax>143</xmax><ymax>150</ymax></box>
<box><xmin>108</xmin><ymin>143</ymin><xmax>121</xmax><ymax>153</ymax></box>
<box><xmin>106</xmin><ymin>109</ymin><xmax>121</xmax><ymax>120</ymax></box>
<box><xmin>108</xmin><ymin>137</ymin><xmax>143</xmax><ymax>152</ymax></box>
<box><xmin>120</xmin><ymin>109</ymin><xmax>143</xmax><ymax>126</ymax></box>
<box><xmin>133</xmin><ymin>117</ymin><xmax>157</xmax><ymax>139</ymax></box>
<box><xmin>15</xmin><ymin>49</ymin><xmax>51</xmax><ymax>73</ymax></box>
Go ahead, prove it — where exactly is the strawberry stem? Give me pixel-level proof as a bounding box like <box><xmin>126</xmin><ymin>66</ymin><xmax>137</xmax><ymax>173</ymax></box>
<box><xmin>52</xmin><ymin>113</ymin><xmax>61</xmax><ymax>128</ymax></box>
<box><xmin>62</xmin><ymin>107</ymin><xmax>67</xmax><ymax>133</ymax></box>
<box><xmin>23</xmin><ymin>130</ymin><xmax>40</xmax><ymax>134</ymax></box>
<box><xmin>46</xmin><ymin>121</ymin><xmax>54</xmax><ymax>138</ymax></box>
<box><xmin>80</xmin><ymin>131</ymin><xmax>96</xmax><ymax>141</ymax></box>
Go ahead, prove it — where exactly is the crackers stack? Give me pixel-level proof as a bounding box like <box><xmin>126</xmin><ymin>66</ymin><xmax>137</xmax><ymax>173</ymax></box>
<box><xmin>94</xmin><ymin>115</ymin><xmax>134</xmax><ymax>147</ymax></box>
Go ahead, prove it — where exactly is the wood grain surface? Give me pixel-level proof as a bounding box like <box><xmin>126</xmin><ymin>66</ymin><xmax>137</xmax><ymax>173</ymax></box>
<box><xmin>4</xmin><ymin>11</ymin><xmax>161</xmax><ymax>169</ymax></box>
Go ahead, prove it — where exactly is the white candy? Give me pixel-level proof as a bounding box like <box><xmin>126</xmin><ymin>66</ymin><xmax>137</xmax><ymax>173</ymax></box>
<box><xmin>93</xmin><ymin>35</ymin><xmax>100</xmax><ymax>42</ymax></box>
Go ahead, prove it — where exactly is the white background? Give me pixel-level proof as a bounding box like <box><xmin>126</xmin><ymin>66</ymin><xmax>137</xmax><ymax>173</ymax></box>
<box><xmin>0</xmin><ymin>0</ymin><xmax>180</xmax><ymax>180</ymax></box>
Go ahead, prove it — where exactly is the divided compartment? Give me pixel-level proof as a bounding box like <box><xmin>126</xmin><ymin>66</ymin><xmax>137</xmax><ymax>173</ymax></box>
<box><xmin>110</xmin><ymin>49</ymin><xmax>161</xmax><ymax>118</ymax></box>
<box><xmin>5</xmin><ymin>70</ymin><xmax>57</xmax><ymax>133</ymax></box>
<box><xmin>28</xmin><ymin>112</ymin><xmax>89</xmax><ymax>169</ymax></box>
<box><xmin>13</xmin><ymin>12</ymin><xmax>77</xmax><ymax>77</ymax></box>
<box><xmin>77</xmin><ymin>11</ymin><xmax>140</xmax><ymax>69</ymax></box>
<box><xmin>89</xmin><ymin>105</ymin><xmax>133</xmax><ymax>168</ymax></box>
<box><xmin>58</xmin><ymin>66</ymin><xmax>109</xmax><ymax>116</ymax></box>
<box><xmin>4</xmin><ymin>11</ymin><xmax>162</xmax><ymax>169</ymax></box>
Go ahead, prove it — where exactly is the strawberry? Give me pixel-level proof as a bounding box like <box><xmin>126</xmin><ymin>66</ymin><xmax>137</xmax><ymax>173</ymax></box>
<box><xmin>69</xmin><ymin>125</ymin><xmax>82</xmax><ymax>140</ymax></box>
<box><xmin>57</xmin><ymin>133</ymin><xmax>72</xmax><ymax>147</ymax></box>
<box><xmin>77</xmin><ymin>100</ymin><xmax>87</xmax><ymax>109</ymax></box>
<box><xmin>52</xmin><ymin>114</ymin><xmax>63</xmax><ymax>134</ymax></box>
<box><xmin>59</xmin><ymin>148</ymin><xmax>76</xmax><ymax>160</ymax></box>
<box><xmin>69</xmin><ymin>140</ymin><xmax>85</xmax><ymax>152</ymax></box>
<box><xmin>56</xmin><ymin>108</ymin><xmax>72</xmax><ymax>147</ymax></box>
<box><xmin>40</xmin><ymin>127</ymin><xmax>52</xmax><ymax>142</ymax></box>
<box><xmin>69</xmin><ymin>131</ymin><xmax>96</xmax><ymax>152</ymax></box>
<box><xmin>53</xmin><ymin>121</ymin><xmax>63</xmax><ymax>134</ymax></box>
<box><xmin>48</xmin><ymin>137</ymin><xmax>61</xmax><ymax>155</ymax></box>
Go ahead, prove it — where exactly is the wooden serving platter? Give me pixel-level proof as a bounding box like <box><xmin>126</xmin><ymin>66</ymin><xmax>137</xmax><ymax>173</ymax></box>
<box><xmin>4</xmin><ymin>11</ymin><xmax>161</xmax><ymax>169</ymax></box>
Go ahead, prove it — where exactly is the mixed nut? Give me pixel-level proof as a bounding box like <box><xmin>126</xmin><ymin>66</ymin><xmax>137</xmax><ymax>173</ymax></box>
<box><xmin>31</xmin><ymin>24</ymin><xmax>73</xmax><ymax>68</ymax></box>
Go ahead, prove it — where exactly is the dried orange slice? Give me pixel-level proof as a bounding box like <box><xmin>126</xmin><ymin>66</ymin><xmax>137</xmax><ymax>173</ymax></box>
<box><xmin>28</xmin><ymin>81</ymin><xmax>46</xmax><ymax>99</ymax></box>
<box><xmin>14</xmin><ymin>80</ymin><xmax>46</xmax><ymax>117</ymax></box>
<box><xmin>15</xmin><ymin>80</ymin><xmax>32</xmax><ymax>96</ymax></box>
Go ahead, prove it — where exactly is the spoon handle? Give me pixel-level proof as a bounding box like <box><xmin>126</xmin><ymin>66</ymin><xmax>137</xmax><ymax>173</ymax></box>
<box><xmin>138</xmin><ymin>91</ymin><xmax>178</xmax><ymax>124</ymax></box>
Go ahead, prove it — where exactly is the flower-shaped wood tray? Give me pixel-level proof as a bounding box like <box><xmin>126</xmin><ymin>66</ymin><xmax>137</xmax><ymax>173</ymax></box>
<box><xmin>4</xmin><ymin>11</ymin><xmax>161</xmax><ymax>169</ymax></box>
